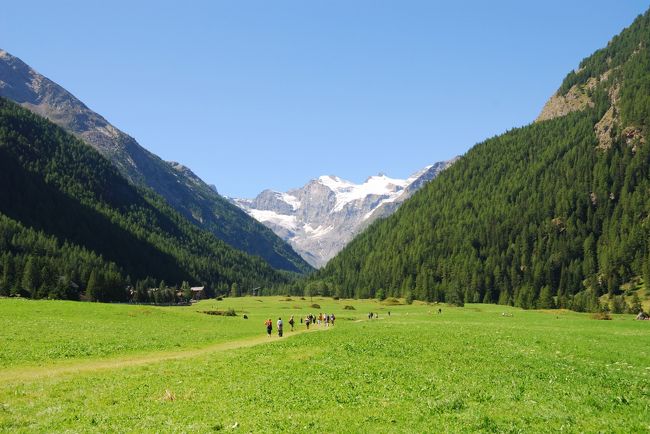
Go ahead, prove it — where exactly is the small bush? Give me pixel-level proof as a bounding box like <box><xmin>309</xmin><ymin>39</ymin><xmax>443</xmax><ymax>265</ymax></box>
<box><xmin>202</xmin><ymin>309</ymin><xmax>237</xmax><ymax>317</ymax></box>
<box><xmin>333</xmin><ymin>296</ymin><xmax>340</xmax><ymax>300</ymax></box>
<box><xmin>591</xmin><ymin>312</ymin><xmax>612</xmax><ymax>320</ymax></box>
<box><xmin>343</xmin><ymin>305</ymin><xmax>356</xmax><ymax>310</ymax></box>
<box><xmin>216</xmin><ymin>297</ymin><xmax>223</xmax><ymax>301</ymax></box>
<box><xmin>382</xmin><ymin>297</ymin><xmax>402</xmax><ymax>306</ymax></box>
<box><xmin>310</xmin><ymin>303</ymin><xmax>321</xmax><ymax>309</ymax></box>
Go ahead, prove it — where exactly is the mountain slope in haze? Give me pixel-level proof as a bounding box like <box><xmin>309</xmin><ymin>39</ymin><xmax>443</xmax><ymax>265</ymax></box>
<box><xmin>0</xmin><ymin>97</ymin><xmax>288</xmax><ymax>300</ymax></box>
<box><xmin>0</xmin><ymin>49</ymin><xmax>311</xmax><ymax>274</ymax></box>
<box><xmin>234</xmin><ymin>160</ymin><xmax>456</xmax><ymax>267</ymax></box>
<box><xmin>312</xmin><ymin>10</ymin><xmax>650</xmax><ymax>310</ymax></box>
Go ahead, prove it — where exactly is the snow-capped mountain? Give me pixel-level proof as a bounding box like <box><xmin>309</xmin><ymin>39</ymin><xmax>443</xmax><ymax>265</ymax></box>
<box><xmin>233</xmin><ymin>159</ymin><xmax>458</xmax><ymax>268</ymax></box>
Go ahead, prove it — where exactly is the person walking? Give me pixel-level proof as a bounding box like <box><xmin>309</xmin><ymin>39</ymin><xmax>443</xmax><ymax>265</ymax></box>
<box><xmin>277</xmin><ymin>317</ymin><xmax>283</xmax><ymax>337</ymax></box>
<box><xmin>265</xmin><ymin>318</ymin><xmax>272</xmax><ymax>337</ymax></box>
<box><xmin>289</xmin><ymin>315</ymin><xmax>295</xmax><ymax>331</ymax></box>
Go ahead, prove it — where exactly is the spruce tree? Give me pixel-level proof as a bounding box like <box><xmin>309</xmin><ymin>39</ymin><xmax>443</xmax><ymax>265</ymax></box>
<box><xmin>611</xmin><ymin>296</ymin><xmax>627</xmax><ymax>314</ymax></box>
<box><xmin>86</xmin><ymin>270</ymin><xmax>99</xmax><ymax>302</ymax></box>
<box><xmin>181</xmin><ymin>281</ymin><xmax>191</xmax><ymax>301</ymax></box>
<box><xmin>643</xmin><ymin>254</ymin><xmax>650</xmax><ymax>291</ymax></box>
<box><xmin>0</xmin><ymin>254</ymin><xmax>14</xmax><ymax>296</ymax></box>
<box><xmin>629</xmin><ymin>293</ymin><xmax>643</xmax><ymax>314</ymax></box>
<box><xmin>537</xmin><ymin>285</ymin><xmax>555</xmax><ymax>309</ymax></box>
<box><xmin>21</xmin><ymin>256</ymin><xmax>39</xmax><ymax>297</ymax></box>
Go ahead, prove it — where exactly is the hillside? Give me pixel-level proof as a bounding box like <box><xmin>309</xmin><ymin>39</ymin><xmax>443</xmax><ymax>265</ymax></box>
<box><xmin>0</xmin><ymin>49</ymin><xmax>311</xmax><ymax>274</ymax></box>
<box><xmin>233</xmin><ymin>159</ymin><xmax>455</xmax><ymax>267</ymax></box>
<box><xmin>0</xmin><ymin>97</ymin><xmax>288</xmax><ymax>301</ymax></box>
<box><xmin>312</xmin><ymin>10</ymin><xmax>650</xmax><ymax>310</ymax></box>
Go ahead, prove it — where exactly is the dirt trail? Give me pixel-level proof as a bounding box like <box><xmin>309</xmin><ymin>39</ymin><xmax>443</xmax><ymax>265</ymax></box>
<box><xmin>0</xmin><ymin>328</ymin><xmax>322</xmax><ymax>384</ymax></box>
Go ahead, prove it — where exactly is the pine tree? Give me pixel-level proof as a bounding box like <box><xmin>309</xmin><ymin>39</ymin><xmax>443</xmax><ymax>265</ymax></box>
<box><xmin>643</xmin><ymin>254</ymin><xmax>650</xmax><ymax>291</ymax></box>
<box><xmin>611</xmin><ymin>295</ymin><xmax>627</xmax><ymax>314</ymax></box>
<box><xmin>86</xmin><ymin>270</ymin><xmax>99</xmax><ymax>302</ymax></box>
<box><xmin>537</xmin><ymin>285</ymin><xmax>555</xmax><ymax>309</ymax></box>
<box><xmin>181</xmin><ymin>281</ymin><xmax>191</xmax><ymax>301</ymax></box>
<box><xmin>21</xmin><ymin>256</ymin><xmax>39</xmax><ymax>297</ymax></box>
<box><xmin>629</xmin><ymin>293</ymin><xmax>643</xmax><ymax>314</ymax></box>
<box><xmin>0</xmin><ymin>254</ymin><xmax>15</xmax><ymax>296</ymax></box>
<box><xmin>607</xmin><ymin>274</ymin><xmax>620</xmax><ymax>296</ymax></box>
<box><xmin>230</xmin><ymin>282</ymin><xmax>239</xmax><ymax>298</ymax></box>
<box><xmin>445</xmin><ymin>286</ymin><xmax>463</xmax><ymax>307</ymax></box>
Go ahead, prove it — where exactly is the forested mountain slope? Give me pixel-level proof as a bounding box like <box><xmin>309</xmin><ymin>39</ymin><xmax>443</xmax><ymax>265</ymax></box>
<box><xmin>312</xmin><ymin>10</ymin><xmax>650</xmax><ymax>310</ymax></box>
<box><xmin>0</xmin><ymin>98</ymin><xmax>288</xmax><ymax>301</ymax></box>
<box><xmin>0</xmin><ymin>49</ymin><xmax>311</xmax><ymax>274</ymax></box>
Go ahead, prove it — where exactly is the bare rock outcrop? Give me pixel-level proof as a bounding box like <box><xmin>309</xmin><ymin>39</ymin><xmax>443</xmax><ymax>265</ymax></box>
<box><xmin>536</xmin><ymin>80</ymin><xmax>596</xmax><ymax>123</ymax></box>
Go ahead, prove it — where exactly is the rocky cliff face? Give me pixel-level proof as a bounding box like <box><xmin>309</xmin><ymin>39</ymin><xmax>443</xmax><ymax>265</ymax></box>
<box><xmin>536</xmin><ymin>51</ymin><xmax>646</xmax><ymax>152</ymax></box>
<box><xmin>234</xmin><ymin>159</ymin><xmax>457</xmax><ymax>268</ymax></box>
<box><xmin>0</xmin><ymin>49</ymin><xmax>312</xmax><ymax>274</ymax></box>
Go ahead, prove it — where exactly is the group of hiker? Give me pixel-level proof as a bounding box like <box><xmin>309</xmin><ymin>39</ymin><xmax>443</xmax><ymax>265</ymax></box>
<box><xmin>304</xmin><ymin>312</ymin><xmax>335</xmax><ymax>329</ymax></box>
<box><xmin>264</xmin><ymin>313</ymin><xmax>336</xmax><ymax>337</ymax></box>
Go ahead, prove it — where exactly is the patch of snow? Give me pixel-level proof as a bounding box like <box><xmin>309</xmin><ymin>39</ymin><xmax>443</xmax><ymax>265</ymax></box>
<box><xmin>405</xmin><ymin>165</ymin><xmax>433</xmax><ymax>183</ymax></box>
<box><xmin>361</xmin><ymin>195</ymin><xmax>400</xmax><ymax>221</ymax></box>
<box><xmin>248</xmin><ymin>209</ymin><xmax>298</xmax><ymax>232</ymax></box>
<box><xmin>318</xmin><ymin>174</ymin><xmax>408</xmax><ymax>212</ymax></box>
<box><xmin>304</xmin><ymin>224</ymin><xmax>334</xmax><ymax>238</ymax></box>
<box><xmin>362</xmin><ymin>208</ymin><xmax>377</xmax><ymax>221</ymax></box>
<box><xmin>280</xmin><ymin>193</ymin><xmax>301</xmax><ymax>210</ymax></box>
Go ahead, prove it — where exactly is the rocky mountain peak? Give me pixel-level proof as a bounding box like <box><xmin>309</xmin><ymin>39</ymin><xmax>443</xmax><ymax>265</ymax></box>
<box><xmin>233</xmin><ymin>158</ymin><xmax>457</xmax><ymax>268</ymax></box>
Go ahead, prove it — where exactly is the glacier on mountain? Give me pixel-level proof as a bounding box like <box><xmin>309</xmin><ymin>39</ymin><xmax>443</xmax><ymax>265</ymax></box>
<box><xmin>233</xmin><ymin>159</ymin><xmax>457</xmax><ymax>268</ymax></box>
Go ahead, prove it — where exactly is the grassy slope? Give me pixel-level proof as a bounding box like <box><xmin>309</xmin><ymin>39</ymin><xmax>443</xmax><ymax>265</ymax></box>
<box><xmin>1</xmin><ymin>298</ymin><xmax>649</xmax><ymax>432</ymax></box>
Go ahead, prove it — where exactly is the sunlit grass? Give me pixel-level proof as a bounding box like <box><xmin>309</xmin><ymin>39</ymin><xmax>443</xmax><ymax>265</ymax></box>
<box><xmin>1</xmin><ymin>298</ymin><xmax>648</xmax><ymax>432</ymax></box>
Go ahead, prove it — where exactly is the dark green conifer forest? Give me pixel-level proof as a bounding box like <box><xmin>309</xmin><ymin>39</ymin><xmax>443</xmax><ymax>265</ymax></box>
<box><xmin>310</xmin><ymin>11</ymin><xmax>650</xmax><ymax>311</ymax></box>
<box><xmin>0</xmin><ymin>98</ymin><xmax>289</xmax><ymax>301</ymax></box>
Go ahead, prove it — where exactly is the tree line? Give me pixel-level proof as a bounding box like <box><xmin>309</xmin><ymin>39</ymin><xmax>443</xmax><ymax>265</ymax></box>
<box><xmin>0</xmin><ymin>97</ymin><xmax>291</xmax><ymax>302</ymax></box>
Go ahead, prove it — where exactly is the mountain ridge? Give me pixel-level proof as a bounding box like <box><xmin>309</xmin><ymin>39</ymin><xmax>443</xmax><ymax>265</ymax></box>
<box><xmin>0</xmin><ymin>49</ymin><xmax>312</xmax><ymax>274</ymax></box>
<box><xmin>0</xmin><ymin>97</ymin><xmax>289</xmax><ymax>300</ymax></box>
<box><xmin>233</xmin><ymin>159</ymin><xmax>457</xmax><ymax>267</ymax></box>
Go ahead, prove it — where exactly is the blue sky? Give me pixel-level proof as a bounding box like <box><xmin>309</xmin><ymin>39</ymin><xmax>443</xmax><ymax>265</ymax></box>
<box><xmin>1</xmin><ymin>1</ymin><xmax>648</xmax><ymax>197</ymax></box>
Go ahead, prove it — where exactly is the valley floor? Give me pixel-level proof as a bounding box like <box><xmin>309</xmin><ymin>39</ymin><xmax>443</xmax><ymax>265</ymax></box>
<box><xmin>1</xmin><ymin>297</ymin><xmax>649</xmax><ymax>432</ymax></box>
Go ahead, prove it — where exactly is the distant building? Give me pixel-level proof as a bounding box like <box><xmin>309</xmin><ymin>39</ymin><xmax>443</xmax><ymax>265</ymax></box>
<box><xmin>191</xmin><ymin>286</ymin><xmax>205</xmax><ymax>301</ymax></box>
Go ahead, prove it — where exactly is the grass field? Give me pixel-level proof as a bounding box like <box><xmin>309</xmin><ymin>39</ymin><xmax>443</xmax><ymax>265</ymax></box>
<box><xmin>1</xmin><ymin>297</ymin><xmax>649</xmax><ymax>432</ymax></box>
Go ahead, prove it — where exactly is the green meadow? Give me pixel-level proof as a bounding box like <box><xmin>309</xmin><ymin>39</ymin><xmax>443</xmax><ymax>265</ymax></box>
<box><xmin>1</xmin><ymin>297</ymin><xmax>649</xmax><ymax>433</ymax></box>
